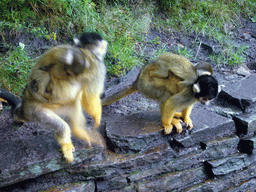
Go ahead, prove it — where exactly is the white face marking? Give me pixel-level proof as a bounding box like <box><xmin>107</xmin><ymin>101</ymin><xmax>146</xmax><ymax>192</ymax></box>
<box><xmin>65</xmin><ymin>50</ymin><xmax>73</xmax><ymax>65</ymax></box>
<box><xmin>199</xmin><ymin>97</ymin><xmax>211</xmax><ymax>105</ymax></box>
<box><xmin>91</xmin><ymin>40</ymin><xmax>108</xmax><ymax>61</ymax></box>
<box><xmin>99</xmin><ymin>40</ymin><xmax>108</xmax><ymax>55</ymax></box>
<box><xmin>193</xmin><ymin>83</ymin><xmax>201</xmax><ymax>93</ymax></box>
<box><xmin>218</xmin><ymin>85</ymin><xmax>222</xmax><ymax>93</ymax></box>
<box><xmin>73</xmin><ymin>38</ymin><xmax>80</xmax><ymax>46</ymax></box>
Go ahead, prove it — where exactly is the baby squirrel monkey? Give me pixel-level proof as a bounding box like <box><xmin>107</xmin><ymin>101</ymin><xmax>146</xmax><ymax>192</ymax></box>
<box><xmin>1</xmin><ymin>32</ymin><xmax>107</xmax><ymax>163</ymax></box>
<box><xmin>102</xmin><ymin>53</ymin><xmax>219</xmax><ymax>134</ymax></box>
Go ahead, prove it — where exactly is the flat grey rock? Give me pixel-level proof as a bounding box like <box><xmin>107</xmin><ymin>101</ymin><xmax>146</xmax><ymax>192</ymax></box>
<box><xmin>106</xmin><ymin>105</ymin><xmax>236</xmax><ymax>153</ymax></box>
<box><xmin>0</xmin><ymin>133</ymin><xmax>103</xmax><ymax>187</ymax></box>
<box><xmin>219</xmin><ymin>74</ymin><xmax>256</xmax><ymax>112</ymax></box>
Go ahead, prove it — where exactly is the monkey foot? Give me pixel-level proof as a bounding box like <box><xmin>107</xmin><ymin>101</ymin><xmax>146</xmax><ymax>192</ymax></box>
<box><xmin>93</xmin><ymin>121</ymin><xmax>101</xmax><ymax>129</ymax></box>
<box><xmin>184</xmin><ymin>117</ymin><xmax>193</xmax><ymax>130</ymax></box>
<box><xmin>61</xmin><ymin>143</ymin><xmax>75</xmax><ymax>163</ymax></box>
<box><xmin>171</xmin><ymin>118</ymin><xmax>183</xmax><ymax>133</ymax></box>
<box><xmin>164</xmin><ymin>125</ymin><xmax>173</xmax><ymax>135</ymax></box>
<box><xmin>88</xmin><ymin>129</ymin><xmax>106</xmax><ymax>149</ymax></box>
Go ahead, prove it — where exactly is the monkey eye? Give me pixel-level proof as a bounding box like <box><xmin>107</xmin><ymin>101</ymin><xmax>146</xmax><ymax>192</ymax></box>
<box><xmin>201</xmin><ymin>98</ymin><xmax>208</xmax><ymax>102</ymax></box>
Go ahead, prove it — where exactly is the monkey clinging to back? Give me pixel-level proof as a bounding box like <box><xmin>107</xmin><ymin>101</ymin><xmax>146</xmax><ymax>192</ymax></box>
<box><xmin>1</xmin><ymin>32</ymin><xmax>107</xmax><ymax>163</ymax></box>
<box><xmin>102</xmin><ymin>53</ymin><xmax>219</xmax><ymax>134</ymax></box>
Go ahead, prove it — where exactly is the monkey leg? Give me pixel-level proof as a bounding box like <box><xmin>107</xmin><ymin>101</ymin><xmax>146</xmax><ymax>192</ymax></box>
<box><xmin>69</xmin><ymin>99</ymin><xmax>106</xmax><ymax>148</ymax></box>
<box><xmin>81</xmin><ymin>93</ymin><xmax>102</xmax><ymax>128</ymax></box>
<box><xmin>55</xmin><ymin>132</ymin><xmax>75</xmax><ymax>163</ymax></box>
<box><xmin>160</xmin><ymin>100</ymin><xmax>182</xmax><ymax>134</ymax></box>
<box><xmin>29</xmin><ymin>106</ymin><xmax>75</xmax><ymax>163</ymax></box>
<box><xmin>181</xmin><ymin>105</ymin><xmax>194</xmax><ymax>129</ymax></box>
<box><xmin>69</xmin><ymin>101</ymin><xmax>93</xmax><ymax>147</ymax></box>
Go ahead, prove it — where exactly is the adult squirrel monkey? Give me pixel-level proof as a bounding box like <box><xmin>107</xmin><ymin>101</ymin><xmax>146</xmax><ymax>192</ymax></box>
<box><xmin>1</xmin><ymin>32</ymin><xmax>107</xmax><ymax>163</ymax></box>
<box><xmin>102</xmin><ymin>53</ymin><xmax>219</xmax><ymax>134</ymax></box>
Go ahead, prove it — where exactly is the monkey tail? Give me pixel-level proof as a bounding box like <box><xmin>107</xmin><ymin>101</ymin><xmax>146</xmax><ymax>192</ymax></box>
<box><xmin>101</xmin><ymin>85</ymin><xmax>137</xmax><ymax>106</ymax></box>
<box><xmin>0</xmin><ymin>88</ymin><xmax>21</xmax><ymax>112</ymax></box>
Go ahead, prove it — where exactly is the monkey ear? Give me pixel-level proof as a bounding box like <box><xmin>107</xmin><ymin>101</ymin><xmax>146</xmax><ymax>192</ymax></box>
<box><xmin>197</xmin><ymin>70</ymin><xmax>212</xmax><ymax>76</ymax></box>
<box><xmin>193</xmin><ymin>83</ymin><xmax>201</xmax><ymax>93</ymax></box>
<box><xmin>195</xmin><ymin>62</ymin><xmax>213</xmax><ymax>76</ymax></box>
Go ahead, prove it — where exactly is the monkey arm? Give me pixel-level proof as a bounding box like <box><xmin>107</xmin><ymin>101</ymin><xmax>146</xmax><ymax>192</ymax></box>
<box><xmin>160</xmin><ymin>86</ymin><xmax>196</xmax><ymax>134</ymax></box>
<box><xmin>173</xmin><ymin>105</ymin><xmax>194</xmax><ymax>129</ymax></box>
<box><xmin>181</xmin><ymin>105</ymin><xmax>194</xmax><ymax>129</ymax></box>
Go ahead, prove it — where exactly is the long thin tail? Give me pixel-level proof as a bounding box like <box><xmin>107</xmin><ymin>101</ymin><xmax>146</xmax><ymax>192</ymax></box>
<box><xmin>0</xmin><ymin>88</ymin><xmax>21</xmax><ymax>111</ymax></box>
<box><xmin>102</xmin><ymin>85</ymin><xmax>137</xmax><ymax>106</ymax></box>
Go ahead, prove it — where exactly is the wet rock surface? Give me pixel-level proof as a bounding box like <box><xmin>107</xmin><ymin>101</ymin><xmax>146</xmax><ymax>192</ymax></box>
<box><xmin>1</xmin><ymin>19</ymin><xmax>256</xmax><ymax>191</ymax></box>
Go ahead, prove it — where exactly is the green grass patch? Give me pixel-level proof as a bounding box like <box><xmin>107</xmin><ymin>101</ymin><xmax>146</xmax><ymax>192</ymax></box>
<box><xmin>0</xmin><ymin>44</ymin><xmax>36</xmax><ymax>96</ymax></box>
<box><xmin>210</xmin><ymin>43</ymin><xmax>249</xmax><ymax>67</ymax></box>
<box><xmin>156</xmin><ymin>0</ymin><xmax>256</xmax><ymax>66</ymax></box>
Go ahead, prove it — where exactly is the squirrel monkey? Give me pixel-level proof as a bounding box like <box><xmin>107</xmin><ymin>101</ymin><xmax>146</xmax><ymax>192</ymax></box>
<box><xmin>102</xmin><ymin>53</ymin><xmax>219</xmax><ymax>134</ymax></box>
<box><xmin>1</xmin><ymin>32</ymin><xmax>107</xmax><ymax>163</ymax></box>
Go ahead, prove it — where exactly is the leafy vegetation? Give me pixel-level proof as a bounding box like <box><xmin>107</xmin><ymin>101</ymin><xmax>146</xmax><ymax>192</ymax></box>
<box><xmin>0</xmin><ymin>0</ymin><xmax>255</xmax><ymax>95</ymax></box>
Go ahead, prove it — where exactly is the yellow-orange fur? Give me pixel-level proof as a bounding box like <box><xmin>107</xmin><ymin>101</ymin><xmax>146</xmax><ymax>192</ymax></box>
<box><xmin>102</xmin><ymin>53</ymin><xmax>215</xmax><ymax>134</ymax></box>
<box><xmin>13</xmin><ymin>33</ymin><xmax>107</xmax><ymax>162</ymax></box>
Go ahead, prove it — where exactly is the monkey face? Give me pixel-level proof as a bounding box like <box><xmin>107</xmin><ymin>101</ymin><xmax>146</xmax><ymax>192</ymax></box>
<box><xmin>198</xmin><ymin>97</ymin><xmax>212</xmax><ymax>105</ymax></box>
<box><xmin>194</xmin><ymin>75</ymin><xmax>219</xmax><ymax>104</ymax></box>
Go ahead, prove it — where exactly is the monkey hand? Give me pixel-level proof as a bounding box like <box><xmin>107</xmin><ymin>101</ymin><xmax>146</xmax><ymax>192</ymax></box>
<box><xmin>171</xmin><ymin>118</ymin><xmax>183</xmax><ymax>133</ymax></box>
<box><xmin>61</xmin><ymin>143</ymin><xmax>75</xmax><ymax>163</ymax></box>
<box><xmin>163</xmin><ymin>118</ymin><xmax>183</xmax><ymax>134</ymax></box>
<box><xmin>183</xmin><ymin>117</ymin><xmax>193</xmax><ymax>130</ymax></box>
<box><xmin>163</xmin><ymin>124</ymin><xmax>173</xmax><ymax>135</ymax></box>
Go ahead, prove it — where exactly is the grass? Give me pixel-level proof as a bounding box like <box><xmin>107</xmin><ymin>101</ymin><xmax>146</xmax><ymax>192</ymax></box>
<box><xmin>0</xmin><ymin>0</ymin><xmax>255</xmax><ymax>95</ymax></box>
<box><xmin>156</xmin><ymin>0</ymin><xmax>255</xmax><ymax>65</ymax></box>
<box><xmin>0</xmin><ymin>44</ymin><xmax>36</xmax><ymax>95</ymax></box>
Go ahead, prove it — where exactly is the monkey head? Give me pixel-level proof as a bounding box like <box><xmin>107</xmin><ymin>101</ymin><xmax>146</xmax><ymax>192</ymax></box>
<box><xmin>193</xmin><ymin>75</ymin><xmax>219</xmax><ymax>105</ymax></box>
<box><xmin>74</xmin><ymin>32</ymin><xmax>108</xmax><ymax>62</ymax></box>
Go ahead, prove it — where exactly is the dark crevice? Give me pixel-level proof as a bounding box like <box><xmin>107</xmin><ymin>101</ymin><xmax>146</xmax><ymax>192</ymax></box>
<box><xmin>238</xmin><ymin>139</ymin><xmax>254</xmax><ymax>155</ymax></box>
<box><xmin>169</xmin><ymin>138</ymin><xmax>185</xmax><ymax>153</ymax></box>
<box><xmin>94</xmin><ymin>180</ymin><xmax>98</xmax><ymax>192</ymax></box>
<box><xmin>232</xmin><ymin>116</ymin><xmax>248</xmax><ymax>137</ymax></box>
<box><xmin>102</xmin><ymin>123</ymin><xmax>116</xmax><ymax>153</ymax></box>
<box><xmin>203</xmin><ymin>161</ymin><xmax>214</xmax><ymax>179</ymax></box>
<box><xmin>200</xmin><ymin>142</ymin><xmax>207</xmax><ymax>150</ymax></box>
<box><xmin>126</xmin><ymin>176</ymin><xmax>131</xmax><ymax>184</ymax></box>
<box><xmin>0</xmin><ymin>177</ymin><xmax>38</xmax><ymax>191</ymax></box>
<box><xmin>240</xmin><ymin>99</ymin><xmax>251</xmax><ymax>113</ymax></box>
